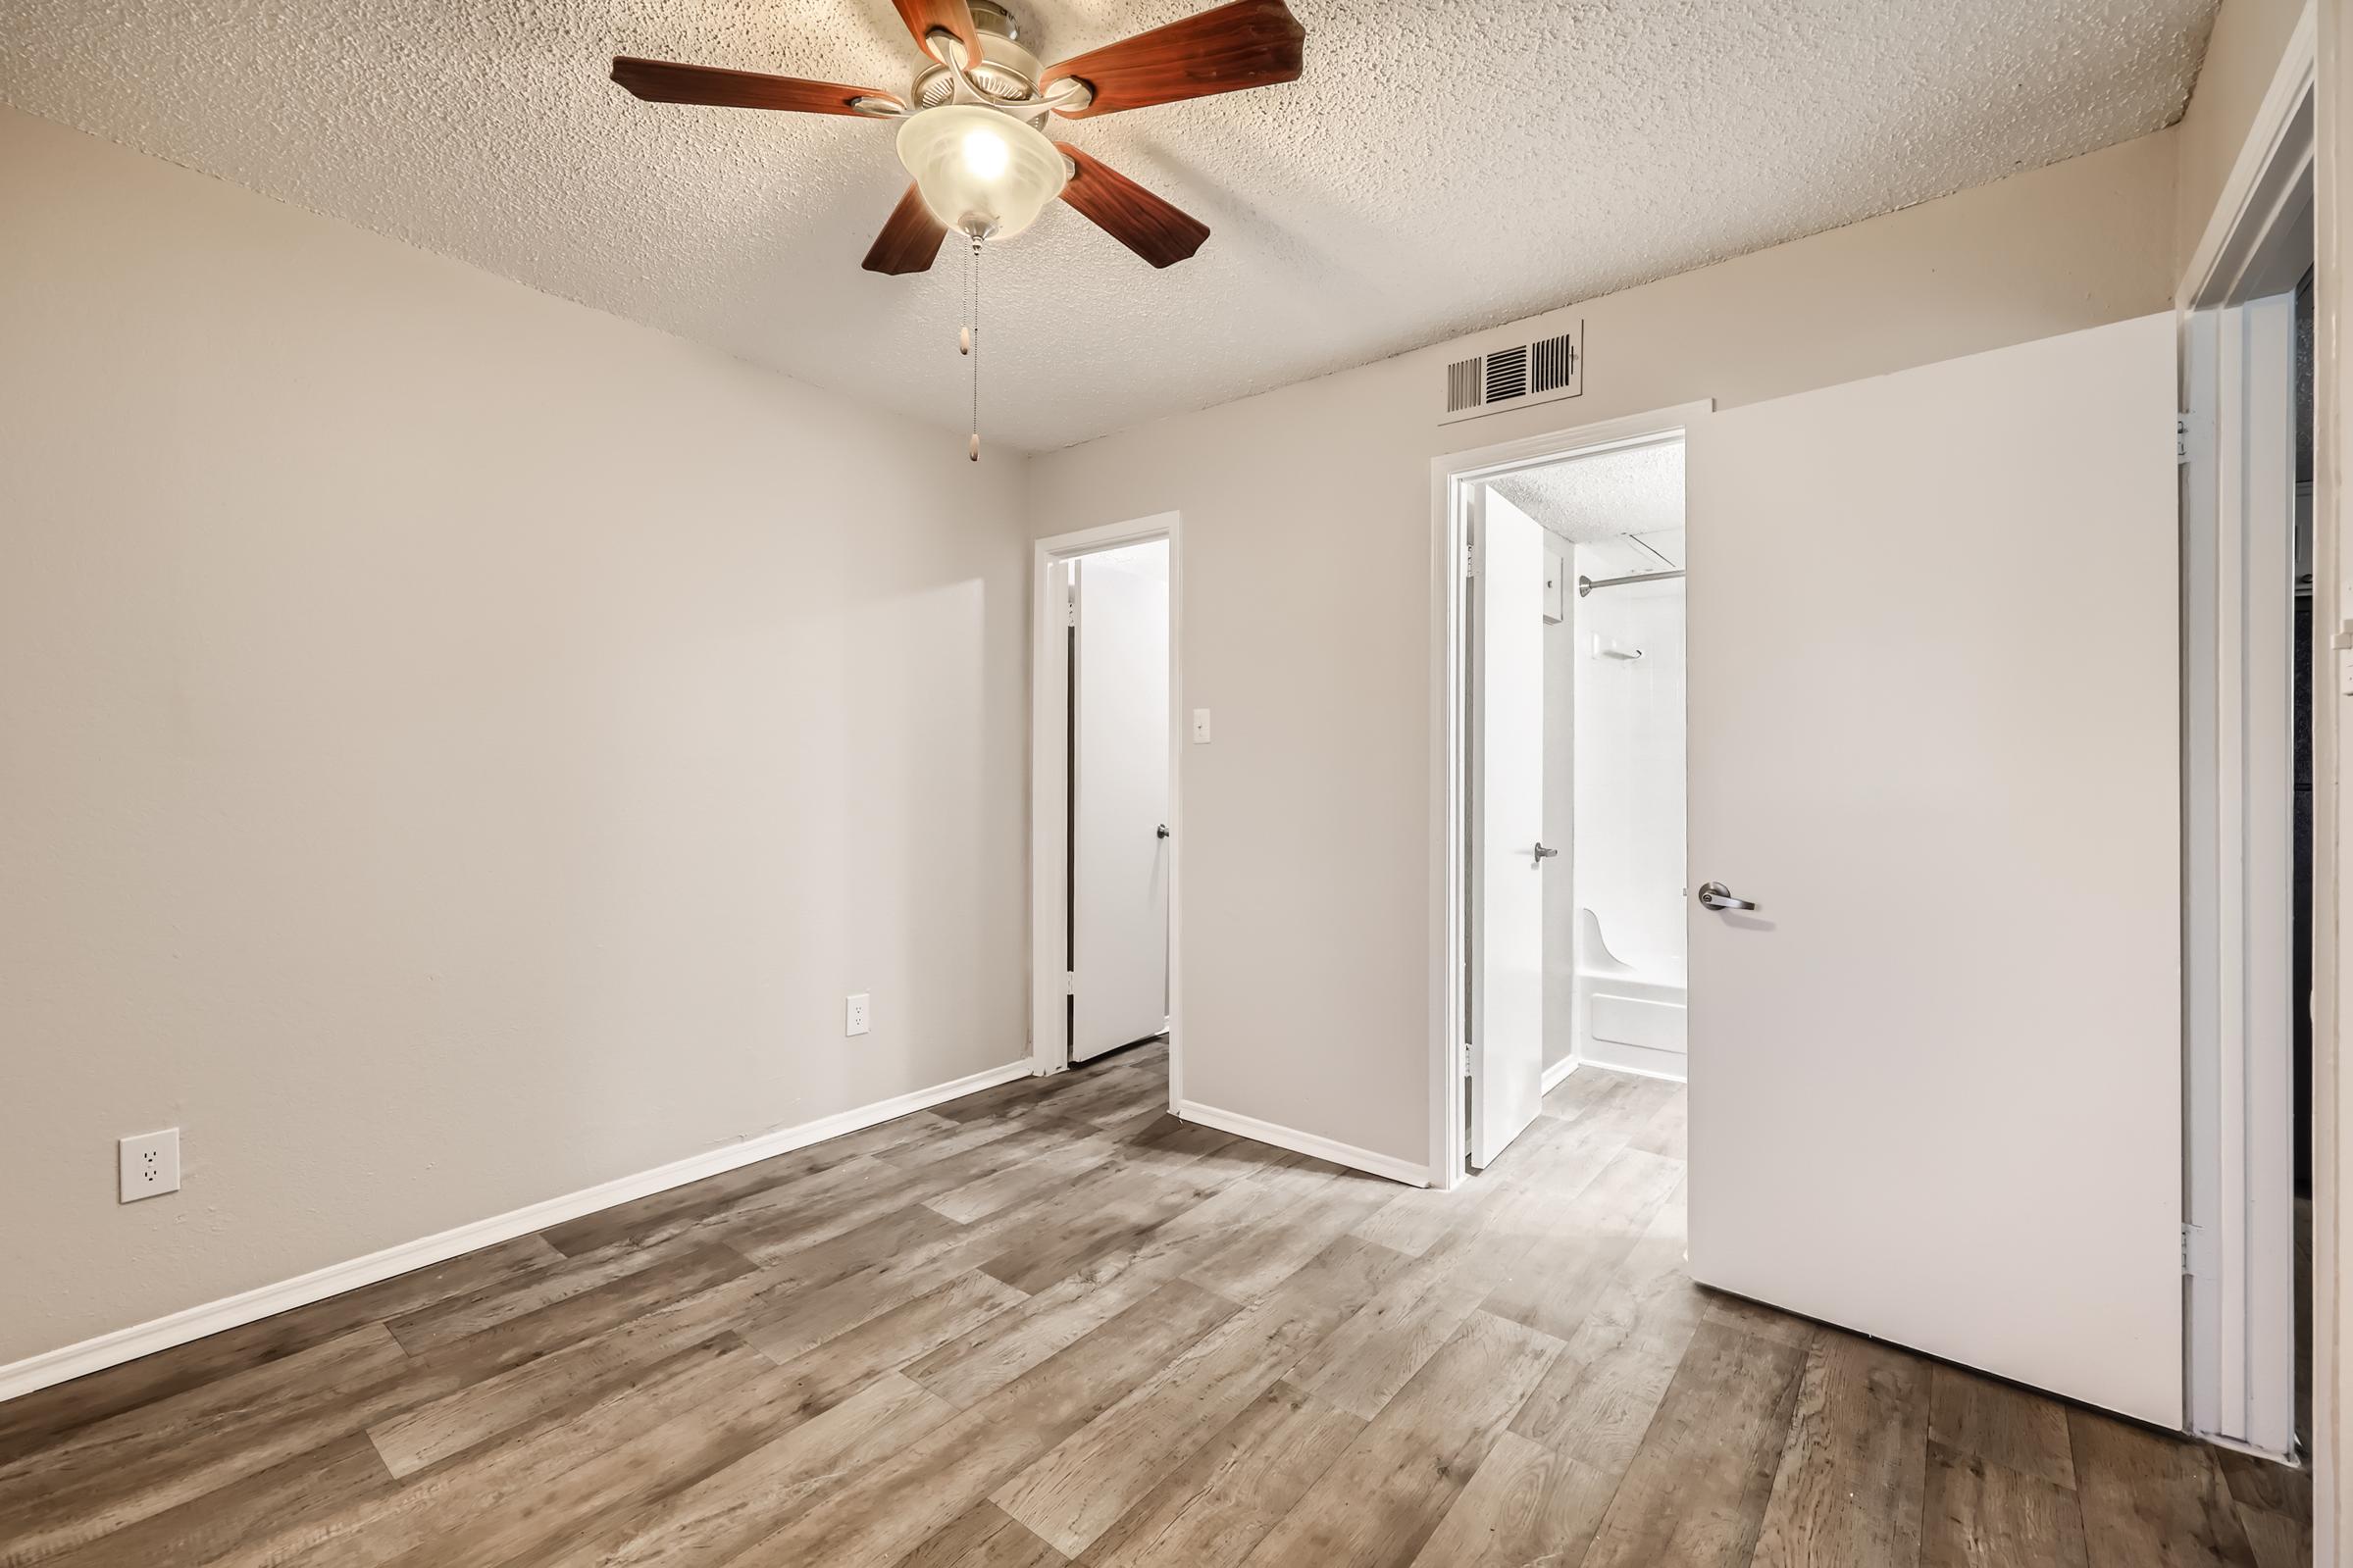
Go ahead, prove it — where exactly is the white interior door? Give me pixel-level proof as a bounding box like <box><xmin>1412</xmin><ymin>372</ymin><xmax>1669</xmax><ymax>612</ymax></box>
<box><xmin>1071</xmin><ymin>540</ymin><xmax>1171</xmax><ymax>1063</ymax></box>
<box><xmin>1471</xmin><ymin>490</ymin><xmax>1547</xmax><ymax>1168</ymax></box>
<box><xmin>1685</xmin><ymin>313</ymin><xmax>2183</xmax><ymax>1426</ymax></box>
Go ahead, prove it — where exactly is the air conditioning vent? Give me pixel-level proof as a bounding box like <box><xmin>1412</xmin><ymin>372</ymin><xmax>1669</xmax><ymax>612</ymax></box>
<box><xmin>1446</xmin><ymin>356</ymin><xmax>1483</xmax><ymax>415</ymax></box>
<box><xmin>1484</xmin><ymin>345</ymin><xmax>1529</xmax><ymax>404</ymax></box>
<box><xmin>1437</xmin><ymin>320</ymin><xmax>1583</xmax><ymax>426</ymax></box>
<box><xmin>1530</xmin><ymin>332</ymin><xmax>1577</xmax><ymax>393</ymax></box>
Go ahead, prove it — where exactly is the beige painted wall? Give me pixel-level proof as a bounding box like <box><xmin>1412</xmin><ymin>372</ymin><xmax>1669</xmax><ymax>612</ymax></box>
<box><xmin>2178</xmin><ymin>0</ymin><xmax>2312</xmax><ymax>271</ymax></box>
<box><xmin>1027</xmin><ymin>128</ymin><xmax>2181</xmax><ymax>1172</ymax></box>
<box><xmin>0</xmin><ymin>108</ymin><xmax>1031</xmax><ymax>1368</ymax></box>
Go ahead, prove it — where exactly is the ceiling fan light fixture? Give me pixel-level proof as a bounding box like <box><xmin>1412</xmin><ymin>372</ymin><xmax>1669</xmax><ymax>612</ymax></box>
<box><xmin>896</xmin><ymin>104</ymin><xmax>1066</xmax><ymax>241</ymax></box>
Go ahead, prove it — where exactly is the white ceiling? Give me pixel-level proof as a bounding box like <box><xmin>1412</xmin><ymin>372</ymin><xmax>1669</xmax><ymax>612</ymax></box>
<box><xmin>1493</xmin><ymin>440</ymin><xmax>1683</xmax><ymax>544</ymax></box>
<box><xmin>1492</xmin><ymin>439</ymin><xmax>1684</xmax><ymax>579</ymax></box>
<box><xmin>2</xmin><ymin>0</ymin><xmax>2216</xmax><ymax>450</ymax></box>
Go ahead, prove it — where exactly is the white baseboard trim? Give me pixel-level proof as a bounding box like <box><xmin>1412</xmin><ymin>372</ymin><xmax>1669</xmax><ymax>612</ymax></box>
<box><xmin>1176</xmin><ymin>1099</ymin><xmax>1429</xmax><ymax>1189</ymax></box>
<box><xmin>1571</xmin><ymin>1055</ymin><xmax>1688</xmax><ymax>1086</ymax></box>
<box><xmin>1542</xmin><ymin>1055</ymin><xmax>1578</xmax><ymax>1094</ymax></box>
<box><xmin>0</xmin><ymin>1058</ymin><xmax>1030</xmax><ymax>1406</ymax></box>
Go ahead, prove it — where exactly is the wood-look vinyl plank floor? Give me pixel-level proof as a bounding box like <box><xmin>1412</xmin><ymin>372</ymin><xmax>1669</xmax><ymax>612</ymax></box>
<box><xmin>0</xmin><ymin>1045</ymin><xmax>2304</xmax><ymax>1568</ymax></box>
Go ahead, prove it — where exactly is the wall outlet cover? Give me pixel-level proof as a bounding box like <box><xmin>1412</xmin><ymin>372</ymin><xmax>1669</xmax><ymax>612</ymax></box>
<box><xmin>845</xmin><ymin>993</ymin><xmax>870</xmax><ymax>1037</ymax></box>
<box><xmin>120</xmin><ymin>1128</ymin><xmax>180</xmax><ymax>1203</ymax></box>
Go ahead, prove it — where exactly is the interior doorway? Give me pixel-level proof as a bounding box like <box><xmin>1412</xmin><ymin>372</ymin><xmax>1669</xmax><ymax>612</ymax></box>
<box><xmin>1066</xmin><ymin>540</ymin><xmax>1171</xmax><ymax>1063</ymax></box>
<box><xmin>1430</xmin><ymin>404</ymin><xmax>1707</xmax><ymax>1184</ymax></box>
<box><xmin>1461</xmin><ymin>437</ymin><xmax>1690</xmax><ymax>1174</ymax></box>
<box><xmin>1030</xmin><ymin>516</ymin><xmax>1181</xmax><ymax>1101</ymax></box>
<box><xmin>2179</xmin><ymin>63</ymin><xmax>2315</xmax><ymax>1460</ymax></box>
<box><xmin>1437</xmin><ymin>312</ymin><xmax>2195</xmax><ymax>1434</ymax></box>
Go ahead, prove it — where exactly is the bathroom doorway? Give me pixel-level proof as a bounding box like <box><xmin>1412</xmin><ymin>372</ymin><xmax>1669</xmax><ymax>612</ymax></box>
<box><xmin>1439</xmin><ymin>302</ymin><xmax>2192</xmax><ymax>1427</ymax></box>
<box><xmin>1480</xmin><ymin>441</ymin><xmax>1689</xmax><ymax>1100</ymax></box>
<box><xmin>1451</xmin><ymin>411</ymin><xmax>1697</xmax><ymax>1173</ymax></box>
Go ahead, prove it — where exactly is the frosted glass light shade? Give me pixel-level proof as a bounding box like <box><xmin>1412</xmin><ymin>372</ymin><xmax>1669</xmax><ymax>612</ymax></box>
<box><xmin>896</xmin><ymin>105</ymin><xmax>1067</xmax><ymax>242</ymax></box>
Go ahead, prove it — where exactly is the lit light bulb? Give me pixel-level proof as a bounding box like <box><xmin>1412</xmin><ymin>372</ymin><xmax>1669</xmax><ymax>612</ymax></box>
<box><xmin>896</xmin><ymin>106</ymin><xmax>1067</xmax><ymax>242</ymax></box>
<box><xmin>961</xmin><ymin>127</ymin><xmax>1009</xmax><ymax>181</ymax></box>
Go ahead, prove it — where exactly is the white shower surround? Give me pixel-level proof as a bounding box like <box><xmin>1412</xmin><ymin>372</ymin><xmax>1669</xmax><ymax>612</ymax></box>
<box><xmin>1518</xmin><ymin>440</ymin><xmax>1689</xmax><ymax>1087</ymax></box>
<box><xmin>1569</xmin><ymin>559</ymin><xmax>1689</xmax><ymax>1080</ymax></box>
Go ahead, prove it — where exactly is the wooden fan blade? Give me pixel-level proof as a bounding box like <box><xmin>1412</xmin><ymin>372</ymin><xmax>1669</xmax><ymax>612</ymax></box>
<box><xmin>1041</xmin><ymin>0</ymin><xmax>1304</xmax><ymax>118</ymax></box>
<box><xmin>611</xmin><ymin>57</ymin><xmax>898</xmax><ymax>115</ymax></box>
<box><xmin>892</xmin><ymin>0</ymin><xmax>986</xmax><ymax>67</ymax></box>
<box><xmin>863</xmin><ymin>184</ymin><xmax>950</xmax><ymax>275</ymax></box>
<box><xmin>1056</xmin><ymin>145</ymin><xmax>1209</xmax><ymax>268</ymax></box>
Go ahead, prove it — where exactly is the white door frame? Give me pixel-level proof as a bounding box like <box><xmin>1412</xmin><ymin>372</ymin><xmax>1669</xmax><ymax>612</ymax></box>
<box><xmin>2178</xmin><ymin>15</ymin><xmax>2315</xmax><ymax>1460</ymax></box>
<box><xmin>1031</xmin><ymin>513</ymin><xmax>1182</xmax><ymax>1104</ymax></box>
<box><xmin>1427</xmin><ymin>403</ymin><xmax>1712</xmax><ymax>1189</ymax></box>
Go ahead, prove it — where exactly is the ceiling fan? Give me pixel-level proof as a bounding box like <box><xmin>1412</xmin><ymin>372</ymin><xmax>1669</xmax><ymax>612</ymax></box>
<box><xmin>609</xmin><ymin>0</ymin><xmax>1307</xmax><ymax>273</ymax></box>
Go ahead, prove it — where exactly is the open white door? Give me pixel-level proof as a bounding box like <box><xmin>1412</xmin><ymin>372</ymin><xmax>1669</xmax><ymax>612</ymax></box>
<box><xmin>1471</xmin><ymin>490</ymin><xmax>1547</xmax><ymax>1168</ymax></box>
<box><xmin>1685</xmin><ymin>313</ymin><xmax>2183</xmax><ymax>1426</ymax></box>
<box><xmin>1071</xmin><ymin>541</ymin><xmax>1171</xmax><ymax>1063</ymax></box>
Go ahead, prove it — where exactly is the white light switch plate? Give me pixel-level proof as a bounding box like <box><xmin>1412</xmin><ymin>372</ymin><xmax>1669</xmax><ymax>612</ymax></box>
<box><xmin>845</xmin><ymin>993</ymin><xmax>870</xmax><ymax>1037</ymax></box>
<box><xmin>1192</xmin><ymin>708</ymin><xmax>1212</xmax><ymax>743</ymax></box>
<box><xmin>120</xmin><ymin>1129</ymin><xmax>179</xmax><ymax>1202</ymax></box>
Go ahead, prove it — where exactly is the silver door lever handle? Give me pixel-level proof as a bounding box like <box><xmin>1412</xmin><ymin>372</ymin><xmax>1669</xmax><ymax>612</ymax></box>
<box><xmin>1697</xmin><ymin>881</ymin><xmax>1756</xmax><ymax>911</ymax></box>
<box><xmin>1532</xmin><ymin>843</ymin><xmax>1559</xmax><ymax>867</ymax></box>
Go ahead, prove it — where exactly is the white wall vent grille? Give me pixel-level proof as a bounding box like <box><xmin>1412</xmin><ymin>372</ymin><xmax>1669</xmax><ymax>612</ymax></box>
<box><xmin>1530</xmin><ymin>332</ymin><xmax>1577</xmax><ymax>393</ymax></box>
<box><xmin>1483</xmin><ymin>345</ymin><xmax>1529</xmax><ymax>404</ymax></box>
<box><xmin>1437</xmin><ymin>320</ymin><xmax>1583</xmax><ymax>427</ymax></box>
<box><xmin>1446</xmin><ymin>356</ymin><xmax>1483</xmax><ymax>414</ymax></box>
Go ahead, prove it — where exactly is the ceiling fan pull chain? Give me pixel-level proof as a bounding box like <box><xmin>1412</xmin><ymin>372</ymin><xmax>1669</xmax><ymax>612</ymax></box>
<box><xmin>968</xmin><ymin>234</ymin><xmax>983</xmax><ymax>462</ymax></box>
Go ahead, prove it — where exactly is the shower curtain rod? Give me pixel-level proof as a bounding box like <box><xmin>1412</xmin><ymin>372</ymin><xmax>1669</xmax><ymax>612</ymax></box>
<box><xmin>1576</xmin><ymin>569</ymin><xmax>1686</xmax><ymax>597</ymax></box>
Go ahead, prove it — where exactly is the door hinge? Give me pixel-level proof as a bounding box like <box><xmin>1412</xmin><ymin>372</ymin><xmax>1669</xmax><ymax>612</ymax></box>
<box><xmin>1063</xmin><ymin>970</ymin><xmax>1077</xmax><ymax>995</ymax></box>
<box><xmin>2181</xmin><ymin>1220</ymin><xmax>2214</xmax><ymax>1278</ymax></box>
<box><xmin>1463</xmin><ymin>539</ymin><xmax>1478</xmax><ymax>579</ymax></box>
<box><xmin>2176</xmin><ymin>413</ymin><xmax>2190</xmax><ymax>465</ymax></box>
<box><xmin>1064</xmin><ymin>596</ymin><xmax>1077</xmax><ymax>628</ymax></box>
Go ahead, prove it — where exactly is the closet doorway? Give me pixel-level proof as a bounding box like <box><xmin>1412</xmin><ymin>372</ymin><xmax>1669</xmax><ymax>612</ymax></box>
<box><xmin>1029</xmin><ymin>515</ymin><xmax>1182</xmax><ymax>1100</ymax></box>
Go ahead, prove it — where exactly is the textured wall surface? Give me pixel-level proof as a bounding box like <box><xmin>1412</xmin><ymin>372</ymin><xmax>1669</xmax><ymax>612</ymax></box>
<box><xmin>1027</xmin><ymin>130</ymin><xmax>2178</xmax><ymax>1172</ymax></box>
<box><xmin>1</xmin><ymin>0</ymin><xmax>2217</xmax><ymax>449</ymax></box>
<box><xmin>0</xmin><ymin>108</ymin><xmax>1031</xmax><ymax>1368</ymax></box>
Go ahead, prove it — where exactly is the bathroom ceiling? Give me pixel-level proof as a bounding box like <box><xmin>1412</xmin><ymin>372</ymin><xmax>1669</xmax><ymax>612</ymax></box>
<box><xmin>1493</xmin><ymin>440</ymin><xmax>1684</xmax><ymax>545</ymax></box>
<box><xmin>0</xmin><ymin>0</ymin><xmax>2217</xmax><ymax>450</ymax></box>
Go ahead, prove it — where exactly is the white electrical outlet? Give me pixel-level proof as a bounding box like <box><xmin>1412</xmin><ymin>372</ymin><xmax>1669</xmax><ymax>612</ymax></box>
<box><xmin>845</xmin><ymin>993</ymin><xmax>870</xmax><ymax>1037</ymax></box>
<box><xmin>119</xmin><ymin>1128</ymin><xmax>179</xmax><ymax>1203</ymax></box>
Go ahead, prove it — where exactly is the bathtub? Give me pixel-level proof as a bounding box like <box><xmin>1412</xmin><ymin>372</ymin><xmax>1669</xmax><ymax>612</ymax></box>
<box><xmin>1575</xmin><ymin>970</ymin><xmax>1688</xmax><ymax>1080</ymax></box>
<box><xmin>1572</xmin><ymin>908</ymin><xmax>1687</xmax><ymax>1081</ymax></box>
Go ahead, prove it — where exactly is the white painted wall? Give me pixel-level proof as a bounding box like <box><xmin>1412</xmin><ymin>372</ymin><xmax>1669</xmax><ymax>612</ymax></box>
<box><xmin>0</xmin><ymin>108</ymin><xmax>1032</xmax><ymax>1370</ymax></box>
<box><xmin>1025</xmin><ymin>129</ymin><xmax>2180</xmax><ymax>1172</ymax></box>
<box><xmin>1570</xmin><ymin>563</ymin><xmax>1688</xmax><ymax>988</ymax></box>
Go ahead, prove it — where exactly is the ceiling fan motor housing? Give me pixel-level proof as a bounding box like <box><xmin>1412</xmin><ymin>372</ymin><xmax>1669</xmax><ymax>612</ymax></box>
<box><xmin>912</xmin><ymin>2</ymin><xmax>1042</xmax><ymax>107</ymax></box>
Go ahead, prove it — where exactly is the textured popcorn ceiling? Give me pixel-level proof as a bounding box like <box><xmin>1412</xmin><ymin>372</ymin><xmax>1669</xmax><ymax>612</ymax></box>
<box><xmin>1</xmin><ymin>0</ymin><xmax>2216</xmax><ymax>450</ymax></box>
<box><xmin>1494</xmin><ymin>440</ymin><xmax>1684</xmax><ymax>544</ymax></box>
